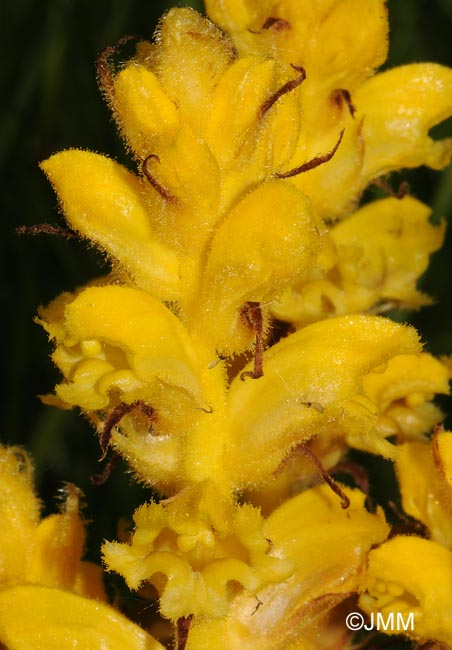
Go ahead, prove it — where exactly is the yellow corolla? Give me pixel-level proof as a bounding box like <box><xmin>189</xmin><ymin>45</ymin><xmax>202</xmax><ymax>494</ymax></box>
<box><xmin>206</xmin><ymin>0</ymin><xmax>452</xmax><ymax>219</ymax></box>
<box><xmin>273</xmin><ymin>196</ymin><xmax>445</xmax><ymax>326</ymax></box>
<box><xmin>103</xmin><ymin>481</ymin><xmax>292</xmax><ymax>620</ymax></box>
<box><xmin>186</xmin><ymin>484</ymin><xmax>389</xmax><ymax>649</ymax></box>
<box><xmin>360</xmin><ymin>536</ymin><xmax>452</xmax><ymax>647</ymax></box>
<box><xmin>397</xmin><ymin>431</ymin><xmax>452</xmax><ymax>549</ymax></box>
<box><xmin>359</xmin><ymin>431</ymin><xmax>452</xmax><ymax>646</ymax></box>
<box><xmin>0</xmin><ymin>444</ymin><xmax>163</xmax><ymax>650</ymax></box>
<box><xmin>39</xmin><ymin>284</ymin><xmax>423</xmax><ymax>492</ymax></box>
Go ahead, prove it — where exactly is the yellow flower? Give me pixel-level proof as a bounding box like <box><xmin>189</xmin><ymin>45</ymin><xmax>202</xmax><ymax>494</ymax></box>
<box><xmin>359</xmin><ymin>431</ymin><xmax>452</xmax><ymax>646</ymax></box>
<box><xmin>0</xmin><ymin>444</ymin><xmax>164</xmax><ymax>650</ymax></box>
<box><xmin>39</xmin><ymin>284</ymin><xmax>422</xmax><ymax>491</ymax></box>
<box><xmin>33</xmin><ymin>0</ymin><xmax>452</xmax><ymax>645</ymax></box>
<box><xmin>397</xmin><ymin>431</ymin><xmax>452</xmax><ymax>549</ymax></box>
<box><xmin>360</xmin><ymin>536</ymin><xmax>452</xmax><ymax>647</ymax></box>
<box><xmin>272</xmin><ymin>196</ymin><xmax>445</xmax><ymax>326</ymax></box>
<box><xmin>103</xmin><ymin>481</ymin><xmax>292</xmax><ymax>620</ymax></box>
<box><xmin>362</xmin><ymin>356</ymin><xmax>450</xmax><ymax>443</ymax></box>
<box><xmin>205</xmin><ymin>0</ymin><xmax>452</xmax><ymax>219</ymax></box>
<box><xmin>187</xmin><ymin>484</ymin><xmax>389</xmax><ymax>649</ymax></box>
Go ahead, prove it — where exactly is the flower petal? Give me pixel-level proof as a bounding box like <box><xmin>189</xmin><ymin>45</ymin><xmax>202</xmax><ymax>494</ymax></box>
<box><xmin>103</xmin><ymin>483</ymin><xmax>291</xmax><ymax>620</ymax></box>
<box><xmin>0</xmin><ymin>446</ymin><xmax>40</xmax><ymax>586</ymax></box>
<box><xmin>227</xmin><ymin>315</ymin><xmax>421</xmax><ymax>485</ymax></box>
<box><xmin>196</xmin><ymin>180</ymin><xmax>320</xmax><ymax>353</ymax></box>
<box><xmin>397</xmin><ymin>435</ymin><xmax>452</xmax><ymax>548</ymax></box>
<box><xmin>187</xmin><ymin>485</ymin><xmax>388</xmax><ymax>650</ymax></box>
<box><xmin>205</xmin><ymin>0</ymin><xmax>388</xmax><ymax>90</ymax></box>
<box><xmin>40</xmin><ymin>285</ymin><xmax>203</xmax><ymax>412</ymax></box>
<box><xmin>363</xmin><ymin>353</ymin><xmax>449</xmax><ymax>441</ymax></box>
<box><xmin>41</xmin><ymin>150</ymin><xmax>180</xmax><ymax>300</ymax></box>
<box><xmin>273</xmin><ymin>196</ymin><xmax>445</xmax><ymax>325</ymax></box>
<box><xmin>113</xmin><ymin>64</ymin><xmax>180</xmax><ymax>158</ymax></box>
<box><xmin>0</xmin><ymin>585</ymin><xmax>164</xmax><ymax>650</ymax></box>
<box><xmin>356</xmin><ymin>63</ymin><xmax>452</xmax><ymax>179</ymax></box>
<box><xmin>360</xmin><ymin>536</ymin><xmax>452</xmax><ymax>646</ymax></box>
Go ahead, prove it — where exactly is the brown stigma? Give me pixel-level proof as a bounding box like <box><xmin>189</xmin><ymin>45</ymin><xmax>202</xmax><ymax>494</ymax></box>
<box><xmin>274</xmin><ymin>129</ymin><xmax>344</xmax><ymax>179</ymax></box>
<box><xmin>97</xmin><ymin>34</ymin><xmax>140</xmax><ymax>102</ymax></box>
<box><xmin>16</xmin><ymin>223</ymin><xmax>77</xmax><ymax>239</ymax></box>
<box><xmin>296</xmin><ymin>444</ymin><xmax>350</xmax><ymax>509</ymax></box>
<box><xmin>260</xmin><ymin>64</ymin><xmax>306</xmax><ymax>118</ymax></box>
<box><xmin>99</xmin><ymin>401</ymin><xmax>155</xmax><ymax>461</ymax></box>
<box><xmin>142</xmin><ymin>154</ymin><xmax>178</xmax><ymax>204</ymax></box>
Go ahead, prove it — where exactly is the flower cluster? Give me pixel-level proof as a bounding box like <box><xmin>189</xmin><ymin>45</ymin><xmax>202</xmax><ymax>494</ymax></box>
<box><xmin>5</xmin><ymin>1</ymin><xmax>452</xmax><ymax>648</ymax></box>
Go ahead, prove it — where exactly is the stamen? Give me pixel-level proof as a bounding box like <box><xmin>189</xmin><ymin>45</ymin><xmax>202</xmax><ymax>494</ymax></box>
<box><xmin>240</xmin><ymin>301</ymin><xmax>264</xmax><ymax>380</ymax></box>
<box><xmin>260</xmin><ymin>65</ymin><xmax>306</xmax><ymax>117</ymax></box>
<box><xmin>274</xmin><ymin>129</ymin><xmax>344</xmax><ymax>179</ymax></box>
<box><xmin>370</xmin><ymin>177</ymin><xmax>410</xmax><ymax>199</ymax></box>
<box><xmin>99</xmin><ymin>401</ymin><xmax>155</xmax><ymax>461</ymax></box>
<box><xmin>97</xmin><ymin>35</ymin><xmax>140</xmax><ymax>102</ymax></box>
<box><xmin>176</xmin><ymin>615</ymin><xmax>193</xmax><ymax>650</ymax></box>
<box><xmin>297</xmin><ymin>444</ymin><xmax>350</xmax><ymax>508</ymax></box>
<box><xmin>142</xmin><ymin>154</ymin><xmax>178</xmax><ymax>203</ymax></box>
<box><xmin>16</xmin><ymin>224</ymin><xmax>77</xmax><ymax>239</ymax></box>
<box><xmin>330</xmin><ymin>88</ymin><xmax>356</xmax><ymax>118</ymax></box>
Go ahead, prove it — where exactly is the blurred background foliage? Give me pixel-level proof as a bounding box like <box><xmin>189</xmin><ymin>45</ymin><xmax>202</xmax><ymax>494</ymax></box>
<box><xmin>2</xmin><ymin>0</ymin><xmax>452</xmax><ymax>567</ymax></box>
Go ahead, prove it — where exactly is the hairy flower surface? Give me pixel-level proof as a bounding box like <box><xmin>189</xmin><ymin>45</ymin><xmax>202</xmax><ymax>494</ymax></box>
<box><xmin>360</xmin><ymin>535</ymin><xmax>452</xmax><ymax>646</ymax></box>
<box><xmin>205</xmin><ymin>0</ymin><xmax>452</xmax><ymax>218</ymax></box>
<box><xmin>0</xmin><ymin>445</ymin><xmax>164</xmax><ymax>650</ymax></box>
<box><xmin>187</xmin><ymin>485</ymin><xmax>389</xmax><ymax>650</ymax></box>
<box><xmin>25</xmin><ymin>0</ymin><xmax>452</xmax><ymax>647</ymax></box>
<box><xmin>103</xmin><ymin>481</ymin><xmax>292</xmax><ymax>619</ymax></box>
<box><xmin>358</xmin><ymin>430</ymin><xmax>452</xmax><ymax>646</ymax></box>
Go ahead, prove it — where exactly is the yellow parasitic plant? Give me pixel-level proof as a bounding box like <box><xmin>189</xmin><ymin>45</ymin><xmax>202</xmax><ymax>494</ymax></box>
<box><xmin>5</xmin><ymin>1</ymin><xmax>452</xmax><ymax>649</ymax></box>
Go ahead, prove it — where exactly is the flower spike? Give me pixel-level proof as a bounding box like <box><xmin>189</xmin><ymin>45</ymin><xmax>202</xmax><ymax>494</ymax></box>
<box><xmin>25</xmin><ymin>2</ymin><xmax>452</xmax><ymax>648</ymax></box>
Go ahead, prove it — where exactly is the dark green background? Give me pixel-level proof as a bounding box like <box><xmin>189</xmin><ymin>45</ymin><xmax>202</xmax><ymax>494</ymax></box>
<box><xmin>2</xmin><ymin>0</ymin><xmax>452</xmax><ymax>564</ymax></box>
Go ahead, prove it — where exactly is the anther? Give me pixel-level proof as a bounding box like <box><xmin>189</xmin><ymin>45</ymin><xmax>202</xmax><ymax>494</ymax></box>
<box><xmin>274</xmin><ymin>129</ymin><xmax>344</xmax><ymax>179</ymax></box>
<box><xmin>240</xmin><ymin>301</ymin><xmax>265</xmax><ymax>380</ymax></box>
<box><xmin>142</xmin><ymin>154</ymin><xmax>178</xmax><ymax>203</ymax></box>
<box><xmin>260</xmin><ymin>65</ymin><xmax>306</xmax><ymax>117</ymax></box>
